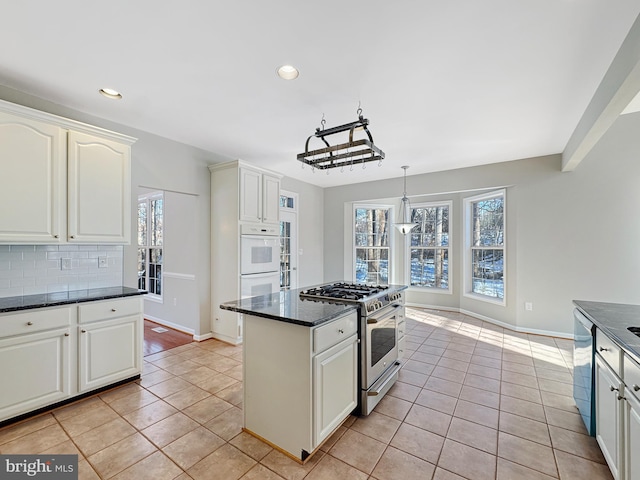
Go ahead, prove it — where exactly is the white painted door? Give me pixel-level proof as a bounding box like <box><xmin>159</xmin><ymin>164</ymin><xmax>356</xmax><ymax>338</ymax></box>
<box><xmin>595</xmin><ymin>353</ymin><xmax>622</xmax><ymax>479</ymax></box>
<box><xmin>0</xmin><ymin>112</ymin><xmax>66</xmax><ymax>243</ymax></box>
<box><xmin>67</xmin><ymin>130</ymin><xmax>131</xmax><ymax>243</ymax></box>
<box><xmin>625</xmin><ymin>390</ymin><xmax>640</xmax><ymax>480</ymax></box>
<box><xmin>239</xmin><ymin>167</ymin><xmax>262</xmax><ymax>223</ymax></box>
<box><xmin>78</xmin><ymin>316</ymin><xmax>140</xmax><ymax>392</ymax></box>
<box><xmin>262</xmin><ymin>174</ymin><xmax>281</xmax><ymax>224</ymax></box>
<box><xmin>280</xmin><ymin>209</ymin><xmax>298</xmax><ymax>290</ymax></box>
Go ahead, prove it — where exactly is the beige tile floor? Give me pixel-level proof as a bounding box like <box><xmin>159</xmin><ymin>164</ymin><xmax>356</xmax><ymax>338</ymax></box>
<box><xmin>0</xmin><ymin>307</ymin><xmax>614</xmax><ymax>480</ymax></box>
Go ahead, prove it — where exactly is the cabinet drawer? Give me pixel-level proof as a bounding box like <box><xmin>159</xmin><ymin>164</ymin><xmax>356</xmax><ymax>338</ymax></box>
<box><xmin>596</xmin><ymin>329</ymin><xmax>622</xmax><ymax>376</ymax></box>
<box><xmin>0</xmin><ymin>307</ymin><xmax>72</xmax><ymax>338</ymax></box>
<box><xmin>314</xmin><ymin>312</ymin><xmax>357</xmax><ymax>354</ymax></box>
<box><xmin>78</xmin><ymin>297</ymin><xmax>141</xmax><ymax>324</ymax></box>
<box><xmin>625</xmin><ymin>354</ymin><xmax>640</xmax><ymax>400</ymax></box>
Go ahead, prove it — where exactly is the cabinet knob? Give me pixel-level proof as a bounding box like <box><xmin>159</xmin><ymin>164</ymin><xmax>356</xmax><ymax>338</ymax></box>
<box><xmin>599</xmin><ymin>347</ymin><xmax>608</xmax><ymax>352</ymax></box>
<box><xmin>27</xmin><ymin>321</ymin><xmax>33</xmax><ymax>326</ymax></box>
<box><xmin>111</xmin><ymin>308</ymin><xmax>117</xmax><ymax>312</ymax></box>
<box><xmin>610</xmin><ymin>386</ymin><xmax>619</xmax><ymax>392</ymax></box>
<box><xmin>634</xmin><ymin>384</ymin><xmax>640</xmax><ymax>392</ymax></box>
<box><xmin>64</xmin><ymin>333</ymin><xmax>70</xmax><ymax>337</ymax></box>
<box><xmin>338</xmin><ymin>329</ymin><xmax>344</xmax><ymax>334</ymax></box>
<box><xmin>81</xmin><ymin>329</ymin><xmax>87</xmax><ymax>333</ymax></box>
<box><xmin>54</xmin><ymin>235</ymin><xmax>59</xmax><ymax>239</ymax></box>
<box><xmin>617</xmin><ymin>394</ymin><xmax>626</xmax><ymax>401</ymax></box>
<box><xmin>70</xmin><ymin>235</ymin><xmax>75</xmax><ymax>239</ymax></box>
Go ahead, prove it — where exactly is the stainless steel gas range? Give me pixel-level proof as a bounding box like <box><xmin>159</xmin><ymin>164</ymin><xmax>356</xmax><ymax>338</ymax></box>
<box><xmin>300</xmin><ymin>282</ymin><xmax>407</xmax><ymax>415</ymax></box>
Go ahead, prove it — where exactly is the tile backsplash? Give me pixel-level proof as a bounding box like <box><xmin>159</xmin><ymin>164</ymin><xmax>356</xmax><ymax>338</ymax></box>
<box><xmin>0</xmin><ymin>245</ymin><xmax>124</xmax><ymax>298</ymax></box>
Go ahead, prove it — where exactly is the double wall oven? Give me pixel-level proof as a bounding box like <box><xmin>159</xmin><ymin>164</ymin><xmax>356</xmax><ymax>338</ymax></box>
<box><xmin>240</xmin><ymin>224</ymin><xmax>280</xmax><ymax>298</ymax></box>
<box><xmin>300</xmin><ymin>282</ymin><xmax>406</xmax><ymax>415</ymax></box>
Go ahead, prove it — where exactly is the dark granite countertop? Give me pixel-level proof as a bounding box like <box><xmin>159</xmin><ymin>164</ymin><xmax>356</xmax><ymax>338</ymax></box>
<box><xmin>0</xmin><ymin>287</ymin><xmax>147</xmax><ymax>313</ymax></box>
<box><xmin>573</xmin><ymin>300</ymin><xmax>640</xmax><ymax>364</ymax></box>
<box><xmin>221</xmin><ymin>284</ymin><xmax>408</xmax><ymax>327</ymax></box>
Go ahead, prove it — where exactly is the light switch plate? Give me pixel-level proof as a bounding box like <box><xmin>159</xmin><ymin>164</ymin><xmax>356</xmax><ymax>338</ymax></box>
<box><xmin>98</xmin><ymin>256</ymin><xmax>108</xmax><ymax>268</ymax></box>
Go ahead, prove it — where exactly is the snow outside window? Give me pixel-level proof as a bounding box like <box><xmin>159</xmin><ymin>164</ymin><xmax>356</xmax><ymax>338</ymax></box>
<box><xmin>464</xmin><ymin>190</ymin><xmax>505</xmax><ymax>304</ymax></box>
<box><xmin>409</xmin><ymin>202</ymin><xmax>451</xmax><ymax>291</ymax></box>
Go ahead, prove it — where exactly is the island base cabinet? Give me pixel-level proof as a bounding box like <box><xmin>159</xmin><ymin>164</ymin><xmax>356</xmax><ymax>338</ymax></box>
<box><xmin>0</xmin><ymin>328</ymin><xmax>71</xmax><ymax>421</ymax></box>
<box><xmin>625</xmin><ymin>386</ymin><xmax>640</xmax><ymax>480</ymax></box>
<box><xmin>78</xmin><ymin>316</ymin><xmax>141</xmax><ymax>393</ymax></box>
<box><xmin>313</xmin><ymin>335</ymin><xmax>358</xmax><ymax>447</ymax></box>
<box><xmin>596</xmin><ymin>353</ymin><xmax>623</xmax><ymax>479</ymax></box>
<box><xmin>243</xmin><ymin>311</ymin><xmax>358</xmax><ymax>462</ymax></box>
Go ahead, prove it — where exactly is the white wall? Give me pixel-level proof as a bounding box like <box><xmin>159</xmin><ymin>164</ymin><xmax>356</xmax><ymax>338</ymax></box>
<box><xmin>324</xmin><ymin>111</ymin><xmax>640</xmax><ymax>336</ymax></box>
<box><xmin>280</xmin><ymin>176</ymin><xmax>324</xmax><ymax>288</ymax></box>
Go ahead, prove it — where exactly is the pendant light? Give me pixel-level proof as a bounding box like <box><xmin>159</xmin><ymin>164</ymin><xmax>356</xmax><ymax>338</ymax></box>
<box><xmin>395</xmin><ymin>166</ymin><xmax>419</xmax><ymax>234</ymax></box>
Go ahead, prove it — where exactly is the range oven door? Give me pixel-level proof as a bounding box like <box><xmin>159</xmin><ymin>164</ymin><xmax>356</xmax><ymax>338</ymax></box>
<box><xmin>363</xmin><ymin>304</ymin><xmax>402</xmax><ymax>388</ymax></box>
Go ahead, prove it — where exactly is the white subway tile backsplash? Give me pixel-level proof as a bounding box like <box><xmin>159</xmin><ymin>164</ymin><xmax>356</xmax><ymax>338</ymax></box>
<box><xmin>0</xmin><ymin>244</ymin><xmax>124</xmax><ymax>297</ymax></box>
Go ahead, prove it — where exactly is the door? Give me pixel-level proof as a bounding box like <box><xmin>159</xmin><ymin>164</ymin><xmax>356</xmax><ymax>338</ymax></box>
<box><xmin>240</xmin><ymin>235</ymin><xmax>280</xmax><ymax>274</ymax></box>
<box><xmin>67</xmin><ymin>130</ymin><xmax>131</xmax><ymax>243</ymax></box>
<box><xmin>625</xmin><ymin>390</ymin><xmax>640</xmax><ymax>480</ymax></box>
<box><xmin>279</xmin><ymin>191</ymin><xmax>298</xmax><ymax>290</ymax></box>
<box><xmin>0</xmin><ymin>112</ymin><xmax>65</xmax><ymax>243</ymax></box>
<box><xmin>595</xmin><ymin>353</ymin><xmax>622</xmax><ymax>479</ymax></box>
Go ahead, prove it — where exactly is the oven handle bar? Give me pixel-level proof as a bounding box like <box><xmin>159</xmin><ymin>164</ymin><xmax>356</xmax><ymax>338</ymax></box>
<box><xmin>366</xmin><ymin>304</ymin><xmax>402</xmax><ymax>324</ymax></box>
<box><xmin>367</xmin><ymin>361</ymin><xmax>402</xmax><ymax>396</ymax></box>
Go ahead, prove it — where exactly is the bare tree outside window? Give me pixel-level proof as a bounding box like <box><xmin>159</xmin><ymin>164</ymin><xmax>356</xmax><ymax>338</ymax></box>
<box><xmin>355</xmin><ymin>207</ymin><xmax>390</xmax><ymax>284</ymax></box>
<box><xmin>410</xmin><ymin>203</ymin><xmax>450</xmax><ymax>289</ymax></box>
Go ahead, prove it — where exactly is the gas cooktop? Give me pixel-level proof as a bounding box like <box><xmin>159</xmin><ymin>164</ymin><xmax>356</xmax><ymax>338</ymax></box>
<box><xmin>300</xmin><ymin>282</ymin><xmax>389</xmax><ymax>301</ymax></box>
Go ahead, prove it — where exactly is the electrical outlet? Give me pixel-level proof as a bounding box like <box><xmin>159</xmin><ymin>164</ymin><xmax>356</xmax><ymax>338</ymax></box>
<box><xmin>98</xmin><ymin>256</ymin><xmax>108</xmax><ymax>268</ymax></box>
<box><xmin>525</xmin><ymin>302</ymin><xmax>533</xmax><ymax>311</ymax></box>
<box><xmin>61</xmin><ymin>258</ymin><xmax>72</xmax><ymax>270</ymax></box>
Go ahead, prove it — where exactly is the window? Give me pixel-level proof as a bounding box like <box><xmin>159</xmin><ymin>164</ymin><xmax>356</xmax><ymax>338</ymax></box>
<box><xmin>138</xmin><ymin>192</ymin><xmax>163</xmax><ymax>299</ymax></box>
<box><xmin>409</xmin><ymin>202</ymin><xmax>451</xmax><ymax>290</ymax></box>
<box><xmin>464</xmin><ymin>190</ymin><xmax>505</xmax><ymax>302</ymax></box>
<box><xmin>354</xmin><ymin>206</ymin><xmax>391</xmax><ymax>284</ymax></box>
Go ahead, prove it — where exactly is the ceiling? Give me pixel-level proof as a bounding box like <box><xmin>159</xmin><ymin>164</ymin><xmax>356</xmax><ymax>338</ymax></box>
<box><xmin>1</xmin><ymin>1</ymin><xmax>639</xmax><ymax>188</ymax></box>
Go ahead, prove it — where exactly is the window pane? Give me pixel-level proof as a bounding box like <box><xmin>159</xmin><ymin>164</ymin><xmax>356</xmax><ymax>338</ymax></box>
<box><xmin>411</xmin><ymin>205</ymin><xmax>449</xmax><ymax>247</ymax></box>
<box><xmin>472</xmin><ymin>249</ymin><xmax>504</xmax><ymax>298</ymax></box>
<box><xmin>150</xmin><ymin>198</ymin><xmax>163</xmax><ymax>246</ymax></box>
<box><xmin>354</xmin><ymin>207</ymin><xmax>390</xmax><ymax>284</ymax></box>
<box><xmin>472</xmin><ymin>197</ymin><xmax>503</xmax><ymax>247</ymax></box>
<box><xmin>137</xmin><ymin>202</ymin><xmax>147</xmax><ymax>246</ymax></box>
<box><xmin>411</xmin><ymin>248</ymin><xmax>448</xmax><ymax>288</ymax></box>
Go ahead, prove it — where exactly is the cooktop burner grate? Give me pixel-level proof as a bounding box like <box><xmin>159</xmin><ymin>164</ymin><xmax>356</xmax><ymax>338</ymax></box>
<box><xmin>300</xmin><ymin>282</ymin><xmax>389</xmax><ymax>302</ymax></box>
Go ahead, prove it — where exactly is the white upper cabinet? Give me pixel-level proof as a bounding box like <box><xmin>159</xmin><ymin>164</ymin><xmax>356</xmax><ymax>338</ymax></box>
<box><xmin>67</xmin><ymin>131</ymin><xmax>131</xmax><ymax>243</ymax></box>
<box><xmin>0</xmin><ymin>99</ymin><xmax>136</xmax><ymax>244</ymax></box>
<box><xmin>239</xmin><ymin>166</ymin><xmax>280</xmax><ymax>224</ymax></box>
<box><xmin>0</xmin><ymin>112</ymin><xmax>66</xmax><ymax>243</ymax></box>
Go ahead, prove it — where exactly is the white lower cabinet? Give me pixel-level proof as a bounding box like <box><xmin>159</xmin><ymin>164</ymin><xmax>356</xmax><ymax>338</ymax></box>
<box><xmin>0</xmin><ymin>327</ymin><xmax>71</xmax><ymax>420</ymax></box>
<box><xmin>313</xmin><ymin>335</ymin><xmax>358</xmax><ymax>446</ymax></box>
<box><xmin>625</xmin><ymin>389</ymin><xmax>640</xmax><ymax>480</ymax></box>
<box><xmin>595</xmin><ymin>353</ymin><xmax>623</xmax><ymax>479</ymax></box>
<box><xmin>78</xmin><ymin>315</ymin><xmax>141</xmax><ymax>392</ymax></box>
<box><xmin>243</xmin><ymin>310</ymin><xmax>358</xmax><ymax>462</ymax></box>
<box><xmin>0</xmin><ymin>296</ymin><xmax>142</xmax><ymax>423</ymax></box>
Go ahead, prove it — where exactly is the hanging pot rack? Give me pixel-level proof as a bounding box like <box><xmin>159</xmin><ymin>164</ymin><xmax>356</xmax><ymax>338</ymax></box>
<box><xmin>296</xmin><ymin>108</ymin><xmax>385</xmax><ymax>170</ymax></box>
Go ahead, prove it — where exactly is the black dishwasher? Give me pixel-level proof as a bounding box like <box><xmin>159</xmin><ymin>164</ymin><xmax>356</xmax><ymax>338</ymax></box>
<box><xmin>573</xmin><ymin>308</ymin><xmax>595</xmax><ymax>436</ymax></box>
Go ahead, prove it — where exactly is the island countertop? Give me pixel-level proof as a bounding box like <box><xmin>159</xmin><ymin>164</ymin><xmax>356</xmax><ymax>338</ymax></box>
<box><xmin>574</xmin><ymin>300</ymin><xmax>640</xmax><ymax>364</ymax></box>
<box><xmin>0</xmin><ymin>286</ymin><xmax>146</xmax><ymax>313</ymax></box>
<box><xmin>221</xmin><ymin>284</ymin><xmax>408</xmax><ymax>327</ymax></box>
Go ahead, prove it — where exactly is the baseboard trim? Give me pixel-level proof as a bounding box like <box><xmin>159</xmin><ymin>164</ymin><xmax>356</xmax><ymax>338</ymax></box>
<box><xmin>194</xmin><ymin>332</ymin><xmax>214</xmax><ymax>342</ymax></box>
<box><xmin>405</xmin><ymin>302</ymin><xmax>572</xmax><ymax>339</ymax></box>
<box><xmin>144</xmin><ymin>314</ymin><xmax>195</xmax><ymax>336</ymax></box>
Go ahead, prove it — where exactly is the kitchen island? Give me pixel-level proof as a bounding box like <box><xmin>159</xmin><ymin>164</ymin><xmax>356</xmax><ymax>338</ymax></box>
<box><xmin>221</xmin><ymin>288</ymin><xmax>359</xmax><ymax>463</ymax></box>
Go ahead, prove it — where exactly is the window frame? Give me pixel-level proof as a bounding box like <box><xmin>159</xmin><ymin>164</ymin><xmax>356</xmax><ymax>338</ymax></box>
<box><xmin>406</xmin><ymin>200</ymin><xmax>452</xmax><ymax>294</ymax></box>
<box><xmin>138</xmin><ymin>191</ymin><xmax>164</xmax><ymax>303</ymax></box>
<box><xmin>463</xmin><ymin>189</ymin><xmax>506</xmax><ymax>306</ymax></box>
<box><xmin>353</xmin><ymin>203</ymin><xmax>393</xmax><ymax>285</ymax></box>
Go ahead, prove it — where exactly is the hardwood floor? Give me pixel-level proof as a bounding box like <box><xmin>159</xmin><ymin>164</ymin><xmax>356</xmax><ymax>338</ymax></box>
<box><xmin>143</xmin><ymin>319</ymin><xmax>193</xmax><ymax>356</ymax></box>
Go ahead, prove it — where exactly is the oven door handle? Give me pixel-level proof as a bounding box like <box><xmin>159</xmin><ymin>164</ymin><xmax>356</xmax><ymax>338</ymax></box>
<box><xmin>367</xmin><ymin>361</ymin><xmax>402</xmax><ymax>396</ymax></box>
<box><xmin>367</xmin><ymin>304</ymin><xmax>402</xmax><ymax>324</ymax></box>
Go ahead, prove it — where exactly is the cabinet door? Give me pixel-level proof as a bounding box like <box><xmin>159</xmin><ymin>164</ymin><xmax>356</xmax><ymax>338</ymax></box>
<box><xmin>595</xmin><ymin>353</ymin><xmax>622</xmax><ymax>479</ymax></box>
<box><xmin>239</xmin><ymin>167</ymin><xmax>262</xmax><ymax>222</ymax></box>
<box><xmin>313</xmin><ymin>334</ymin><xmax>358</xmax><ymax>447</ymax></box>
<box><xmin>67</xmin><ymin>131</ymin><xmax>131</xmax><ymax>243</ymax></box>
<box><xmin>0</xmin><ymin>328</ymin><xmax>71</xmax><ymax>421</ymax></box>
<box><xmin>78</xmin><ymin>315</ymin><xmax>140</xmax><ymax>392</ymax></box>
<box><xmin>0</xmin><ymin>112</ymin><xmax>65</xmax><ymax>243</ymax></box>
<box><xmin>262</xmin><ymin>174</ymin><xmax>280</xmax><ymax>224</ymax></box>
<box><xmin>625</xmin><ymin>391</ymin><xmax>640</xmax><ymax>480</ymax></box>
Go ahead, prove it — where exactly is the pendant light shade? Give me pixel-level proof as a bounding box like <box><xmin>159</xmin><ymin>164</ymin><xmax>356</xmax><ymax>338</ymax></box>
<box><xmin>394</xmin><ymin>166</ymin><xmax>419</xmax><ymax>234</ymax></box>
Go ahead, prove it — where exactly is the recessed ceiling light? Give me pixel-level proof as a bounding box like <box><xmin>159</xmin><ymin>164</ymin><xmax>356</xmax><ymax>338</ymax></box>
<box><xmin>277</xmin><ymin>65</ymin><xmax>299</xmax><ymax>80</ymax></box>
<box><xmin>99</xmin><ymin>88</ymin><xmax>122</xmax><ymax>100</ymax></box>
